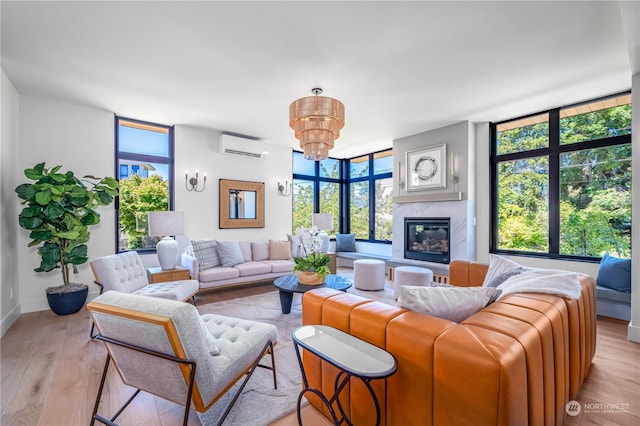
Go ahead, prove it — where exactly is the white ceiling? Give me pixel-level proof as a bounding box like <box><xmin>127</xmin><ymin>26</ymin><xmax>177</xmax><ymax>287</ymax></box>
<box><xmin>2</xmin><ymin>1</ymin><xmax>638</xmax><ymax>158</ymax></box>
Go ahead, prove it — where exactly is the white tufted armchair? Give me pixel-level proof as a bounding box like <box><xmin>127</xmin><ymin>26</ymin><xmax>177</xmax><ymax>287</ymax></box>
<box><xmin>89</xmin><ymin>251</ymin><xmax>199</xmax><ymax>337</ymax></box>
<box><xmin>87</xmin><ymin>291</ymin><xmax>277</xmax><ymax>426</ymax></box>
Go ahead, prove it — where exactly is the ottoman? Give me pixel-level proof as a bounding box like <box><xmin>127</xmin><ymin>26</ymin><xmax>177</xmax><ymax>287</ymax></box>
<box><xmin>353</xmin><ymin>259</ymin><xmax>386</xmax><ymax>291</ymax></box>
<box><xmin>394</xmin><ymin>266</ymin><xmax>434</xmax><ymax>299</ymax></box>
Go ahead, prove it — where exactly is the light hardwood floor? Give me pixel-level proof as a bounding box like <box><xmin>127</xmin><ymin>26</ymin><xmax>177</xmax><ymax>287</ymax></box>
<box><xmin>1</xmin><ymin>270</ymin><xmax>638</xmax><ymax>426</ymax></box>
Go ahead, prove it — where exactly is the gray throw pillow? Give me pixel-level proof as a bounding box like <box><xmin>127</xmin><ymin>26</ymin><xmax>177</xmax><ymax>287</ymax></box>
<box><xmin>191</xmin><ymin>239</ymin><xmax>220</xmax><ymax>270</ymax></box>
<box><xmin>485</xmin><ymin>267</ymin><xmax>527</xmax><ymax>288</ymax></box>
<box><xmin>216</xmin><ymin>241</ymin><xmax>245</xmax><ymax>267</ymax></box>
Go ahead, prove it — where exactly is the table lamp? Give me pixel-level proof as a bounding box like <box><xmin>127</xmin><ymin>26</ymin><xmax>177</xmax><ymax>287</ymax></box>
<box><xmin>148</xmin><ymin>211</ymin><xmax>185</xmax><ymax>270</ymax></box>
<box><xmin>312</xmin><ymin>213</ymin><xmax>334</xmax><ymax>253</ymax></box>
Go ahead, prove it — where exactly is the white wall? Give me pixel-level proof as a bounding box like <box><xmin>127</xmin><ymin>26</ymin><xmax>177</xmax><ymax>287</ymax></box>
<box><xmin>174</xmin><ymin>125</ymin><xmax>293</xmax><ymax>243</ymax></box>
<box><xmin>11</xmin><ymin>95</ymin><xmax>294</xmax><ymax>314</ymax></box>
<box><xmin>17</xmin><ymin>96</ymin><xmax>116</xmax><ymax>313</ymax></box>
<box><xmin>1</xmin><ymin>70</ymin><xmax>21</xmax><ymax>335</ymax></box>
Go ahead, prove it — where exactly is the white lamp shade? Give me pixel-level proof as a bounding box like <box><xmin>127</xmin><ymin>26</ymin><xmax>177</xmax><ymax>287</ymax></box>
<box><xmin>148</xmin><ymin>211</ymin><xmax>185</xmax><ymax>237</ymax></box>
<box><xmin>312</xmin><ymin>213</ymin><xmax>334</xmax><ymax>231</ymax></box>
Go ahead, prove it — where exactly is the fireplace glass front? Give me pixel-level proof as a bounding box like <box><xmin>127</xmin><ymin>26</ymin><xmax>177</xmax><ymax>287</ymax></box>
<box><xmin>404</xmin><ymin>217</ymin><xmax>450</xmax><ymax>264</ymax></box>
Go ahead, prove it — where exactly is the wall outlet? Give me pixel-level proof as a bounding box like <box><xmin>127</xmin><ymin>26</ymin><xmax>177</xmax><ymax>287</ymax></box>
<box><xmin>10</xmin><ymin>287</ymin><xmax>14</xmax><ymax>299</ymax></box>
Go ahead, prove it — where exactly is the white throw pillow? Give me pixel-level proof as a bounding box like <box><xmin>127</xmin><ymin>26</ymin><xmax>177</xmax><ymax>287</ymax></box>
<box><xmin>481</xmin><ymin>254</ymin><xmax>529</xmax><ymax>287</ymax></box>
<box><xmin>397</xmin><ymin>285</ymin><xmax>499</xmax><ymax>323</ymax></box>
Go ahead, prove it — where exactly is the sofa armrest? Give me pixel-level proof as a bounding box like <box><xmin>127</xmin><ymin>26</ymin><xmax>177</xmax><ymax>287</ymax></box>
<box><xmin>181</xmin><ymin>253</ymin><xmax>200</xmax><ymax>280</ymax></box>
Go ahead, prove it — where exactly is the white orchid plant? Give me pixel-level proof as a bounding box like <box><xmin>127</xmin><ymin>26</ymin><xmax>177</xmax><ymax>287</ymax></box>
<box><xmin>293</xmin><ymin>226</ymin><xmax>331</xmax><ymax>278</ymax></box>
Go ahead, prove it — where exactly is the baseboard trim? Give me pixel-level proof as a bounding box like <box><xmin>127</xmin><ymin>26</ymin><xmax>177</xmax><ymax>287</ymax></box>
<box><xmin>628</xmin><ymin>321</ymin><xmax>640</xmax><ymax>343</ymax></box>
<box><xmin>1</xmin><ymin>303</ymin><xmax>21</xmax><ymax>337</ymax></box>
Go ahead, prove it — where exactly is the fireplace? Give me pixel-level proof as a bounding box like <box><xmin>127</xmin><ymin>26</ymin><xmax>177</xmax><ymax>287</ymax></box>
<box><xmin>404</xmin><ymin>217</ymin><xmax>450</xmax><ymax>264</ymax></box>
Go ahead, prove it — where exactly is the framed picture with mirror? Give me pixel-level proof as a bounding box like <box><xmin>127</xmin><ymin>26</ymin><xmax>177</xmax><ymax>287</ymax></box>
<box><xmin>219</xmin><ymin>179</ymin><xmax>265</xmax><ymax>228</ymax></box>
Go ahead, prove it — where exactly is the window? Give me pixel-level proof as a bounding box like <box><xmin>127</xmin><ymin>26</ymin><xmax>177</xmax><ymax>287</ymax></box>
<box><xmin>292</xmin><ymin>152</ymin><xmax>340</xmax><ymax>234</ymax></box>
<box><xmin>291</xmin><ymin>148</ymin><xmax>393</xmax><ymax>243</ymax></box>
<box><xmin>347</xmin><ymin>149</ymin><xmax>393</xmax><ymax>241</ymax></box>
<box><xmin>116</xmin><ymin>117</ymin><xmax>174</xmax><ymax>251</ymax></box>
<box><xmin>491</xmin><ymin>93</ymin><xmax>631</xmax><ymax>259</ymax></box>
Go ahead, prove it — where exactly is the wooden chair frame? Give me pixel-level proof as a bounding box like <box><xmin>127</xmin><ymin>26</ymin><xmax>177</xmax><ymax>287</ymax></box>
<box><xmin>88</xmin><ymin>301</ymin><xmax>277</xmax><ymax>426</ymax></box>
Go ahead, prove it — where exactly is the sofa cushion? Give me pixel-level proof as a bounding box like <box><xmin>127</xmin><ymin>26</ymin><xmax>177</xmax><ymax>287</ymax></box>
<box><xmin>596</xmin><ymin>253</ymin><xmax>631</xmax><ymax>293</ymax></box>
<box><xmin>398</xmin><ymin>285</ymin><xmax>500</xmax><ymax>323</ymax></box>
<box><xmin>234</xmin><ymin>261</ymin><xmax>272</xmax><ymax>277</ymax></box>
<box><xmin>239</xmin><ymin>242</ymin><xmax>252</xmax><ymax>262</ymax></box>
<box><xmin>198</xmin><ymin>267</ymin><xmax>240</xmax><ymax>283</ymax></box>
<box><xmin>482</xmin><ymin>254</ymin><xmax>528</xmax><ymax>287</ymax></box>
<box><xmin>261</xmin><ymin>259</ymin><xmax>295</xmax><ymax>273</ymax></box>
<box><xmin>270</xmin><ymin>240</ymin><xmax>292</xmax><ymax>260</ymax></box>
<box><xmin>251</xmin><ymin>242</ymin><xmax>269</xmax><ymax>261</ymax></box>
<box><xmin>335</xmin><ymin>233</ymin><xmax>356</xmax><ymax>252</ymax></box>
<box><xmin>191</xmin><ymin>239</ymin><xmax>221</xmax><ymax>270</ymax></box>
<box><xmin>217</xmin><ymin>241</ymin><xmax>245</xmax><ymax>267</ymax></box>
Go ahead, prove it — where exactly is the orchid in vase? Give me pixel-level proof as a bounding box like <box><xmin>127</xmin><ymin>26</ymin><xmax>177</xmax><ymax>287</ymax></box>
<box><xmin>293</xmin><ymin>226</ymin><xmax>331</xmax><ymax>284</ymax></box>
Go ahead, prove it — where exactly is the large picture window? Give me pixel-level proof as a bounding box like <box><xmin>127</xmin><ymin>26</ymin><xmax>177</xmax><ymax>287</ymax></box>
<box><xmin>291</xmin><ymin>149</ymin><xmax>392</xmax><ymax>243</ymax></box>
<box><xmin>491</xmin><ymin>93</ymin><xmax>631</xmax><ymax>260</ymax></box>
<box><xmin>116</xmin><ymin>117</ymin><xmax>174</xmax><ymax>251</ymax></box>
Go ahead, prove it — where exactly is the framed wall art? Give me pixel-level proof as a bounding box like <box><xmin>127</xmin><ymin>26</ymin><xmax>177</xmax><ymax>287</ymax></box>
<box><xmin>406</xmin><ymin>143</ymin><xmax>447</xmax><ymax>191</ymax></box>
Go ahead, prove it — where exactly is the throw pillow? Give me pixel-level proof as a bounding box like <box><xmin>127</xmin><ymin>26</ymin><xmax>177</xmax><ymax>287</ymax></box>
<box><xmin>481</xmin><ymin>254</ymin><xmax>528</xmax><ymax>287</ymax></box>
<box><xmin>216</xmin><ymin>241</ymin><xmax>245</xmax><ymax>267</ymax></box>
<box><xmin>335</xmin><ymin>233</ymin><xmax>356</xmax><ymax>252</ymax></box>
<box><xmin>287</xmin><ymin>234</ymin><xmax>303</xmax><ymax>258</ymax></box>
<box><xmin>270</xmin><ymin>240</ymin><xmax>292</xmax><ymax>260</ymax></box>
<box><xmin>597</xmin><ymin>253</ymin><xmax>631</xmax><ymax>293</ymax></box>
<box><xmin>190</xmin><ymin>239</ymin><xmax>220</xmax><ymax>270</ymax></box>
<box><xmin>484</xmin><ymin>267</ymin><xmax>527</xmax><ymax>288</ymax></box>
<box><xmin>397</xmin><ymin>285</ymin><xmax>498</xmax><ymax>323</ymax></box>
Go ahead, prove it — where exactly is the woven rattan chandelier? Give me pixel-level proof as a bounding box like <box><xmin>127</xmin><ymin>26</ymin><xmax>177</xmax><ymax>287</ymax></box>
<box><xmin>289</xmin><ymin>88</ymin><xmax>345</xmax><ymax>161</ymax></box>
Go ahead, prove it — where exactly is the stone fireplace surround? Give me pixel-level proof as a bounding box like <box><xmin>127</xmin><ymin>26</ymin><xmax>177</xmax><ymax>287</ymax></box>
<box><xmin>392</xmin><ymin>200</ymin><xmax>474</xmax><ymax>274</ymax></box>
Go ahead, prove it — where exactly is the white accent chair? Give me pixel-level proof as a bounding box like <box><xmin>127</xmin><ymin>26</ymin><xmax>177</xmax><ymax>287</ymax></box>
<box><xmin>89</xmin><ymin>251</ymin><xmax>199</xmax><ymax>337</ymax></box>
<box><xmin>87</xmin><ymin>291</ymin><xmax>278</xmax><ymax>426</ymax></box>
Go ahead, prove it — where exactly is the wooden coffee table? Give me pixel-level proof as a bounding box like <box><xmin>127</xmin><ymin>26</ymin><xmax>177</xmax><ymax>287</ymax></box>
<box><xmin>273</xmin><ymin>274</ymin><xmax>352</xmax><ymax>314</ymax></box>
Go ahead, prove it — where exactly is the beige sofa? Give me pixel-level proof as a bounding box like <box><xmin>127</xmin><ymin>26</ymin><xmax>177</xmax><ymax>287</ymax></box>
<box><xmin>181</xmin><ymin>241</ymin><xmax>294</xmax><ymax>290</ymax></box>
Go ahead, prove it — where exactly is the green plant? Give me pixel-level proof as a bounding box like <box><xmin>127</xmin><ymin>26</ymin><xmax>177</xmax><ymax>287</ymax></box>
<box><xmin>292</xmin><ymin>226</ymin><xmax>331</xmax><ymax>279</ymax></box>
<box><xmin>15</xmin><ymin>162</ymin><xmax>119</xmax><ymax>288</ymax></box>
<box><xmin>293</xmin><ymin>253</ymin><xmax>331</xmax><ymax>278</ymax></box>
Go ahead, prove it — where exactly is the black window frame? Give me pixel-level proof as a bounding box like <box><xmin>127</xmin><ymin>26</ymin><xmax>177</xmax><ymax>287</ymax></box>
<box><xmin>344</xmin><ymin>149</ymin><xmax>393</xmax><ymax>244</ymax></box>
<box><xmin>490</xmin><ymin>91</ymin><xmax>632</xmax><ymax>262</ymax></box>
<box><xmin>115</xmin><ymin>115</ymin><xmax>175</xmax><ymax>253</ymax></box>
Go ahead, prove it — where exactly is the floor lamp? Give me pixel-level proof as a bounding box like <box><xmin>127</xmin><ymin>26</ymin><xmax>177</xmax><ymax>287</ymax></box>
<box><xmin>148</xmin><ymin>211</ymin><xmax>185</xmax><ymax>270</ymax></box>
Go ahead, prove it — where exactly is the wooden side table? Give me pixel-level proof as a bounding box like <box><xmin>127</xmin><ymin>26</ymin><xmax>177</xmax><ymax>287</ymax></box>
<box><xmin>327</xmin><ymin>252</ymin><xmax>337</xmax><ymax>274</ymax></box>
<box><xmin>147</xmin><ymin>266</ymin><xmax>191</xmax><ymax>284</ymax></box>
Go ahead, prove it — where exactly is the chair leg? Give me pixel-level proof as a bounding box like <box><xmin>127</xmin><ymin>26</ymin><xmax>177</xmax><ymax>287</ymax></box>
<box><xmin>216</xmin><ymin>340</ymin><xmax>276</xmax><ymax>425</ymax></box>
<box><xmin>91</xmin><ymin>353</ymin><xmax>143</xmax><ymax>426</ymax></box>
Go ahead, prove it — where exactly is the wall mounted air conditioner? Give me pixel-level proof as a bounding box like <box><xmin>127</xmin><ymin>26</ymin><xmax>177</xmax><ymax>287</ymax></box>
<box><xmin>219</xmin><ymin>134</ymin><xmax>268</xmax><ymax>159</ymax></box>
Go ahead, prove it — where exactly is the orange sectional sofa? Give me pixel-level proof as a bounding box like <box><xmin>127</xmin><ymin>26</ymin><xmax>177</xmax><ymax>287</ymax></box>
<box><xmin>301</xmin><ymin>260</ymin><xmax>597</xmax><ymax>425</ymax></box>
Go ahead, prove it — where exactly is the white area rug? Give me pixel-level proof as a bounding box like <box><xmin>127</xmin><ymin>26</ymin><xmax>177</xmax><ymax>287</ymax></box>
<box><xmin>195</xmin><ymin>282</ymin><xmax>396</xmax><ymax>425</ymax></box>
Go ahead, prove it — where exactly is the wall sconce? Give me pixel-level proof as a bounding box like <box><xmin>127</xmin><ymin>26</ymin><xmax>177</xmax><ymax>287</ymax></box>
<box><xmin>186</xmin><ymin>169</ymin><xmax>206</xmax><ymax>192</ymax></box>
<box><xmin>451</xmin><ymin>154</ymin><xmax>460</xmax><ymax>184</ymax></box>
<box><xmin>277</xmin><ymin>179</ymin><xmax>292</xmax><ymax>197</ymax></box>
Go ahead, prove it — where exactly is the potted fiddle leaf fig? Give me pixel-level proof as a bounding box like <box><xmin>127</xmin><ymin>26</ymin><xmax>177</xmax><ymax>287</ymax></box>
<box><xmin>15</xmin><ymin>162</ymin><xmax>119</xmax><ymax>315</ymax></box>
